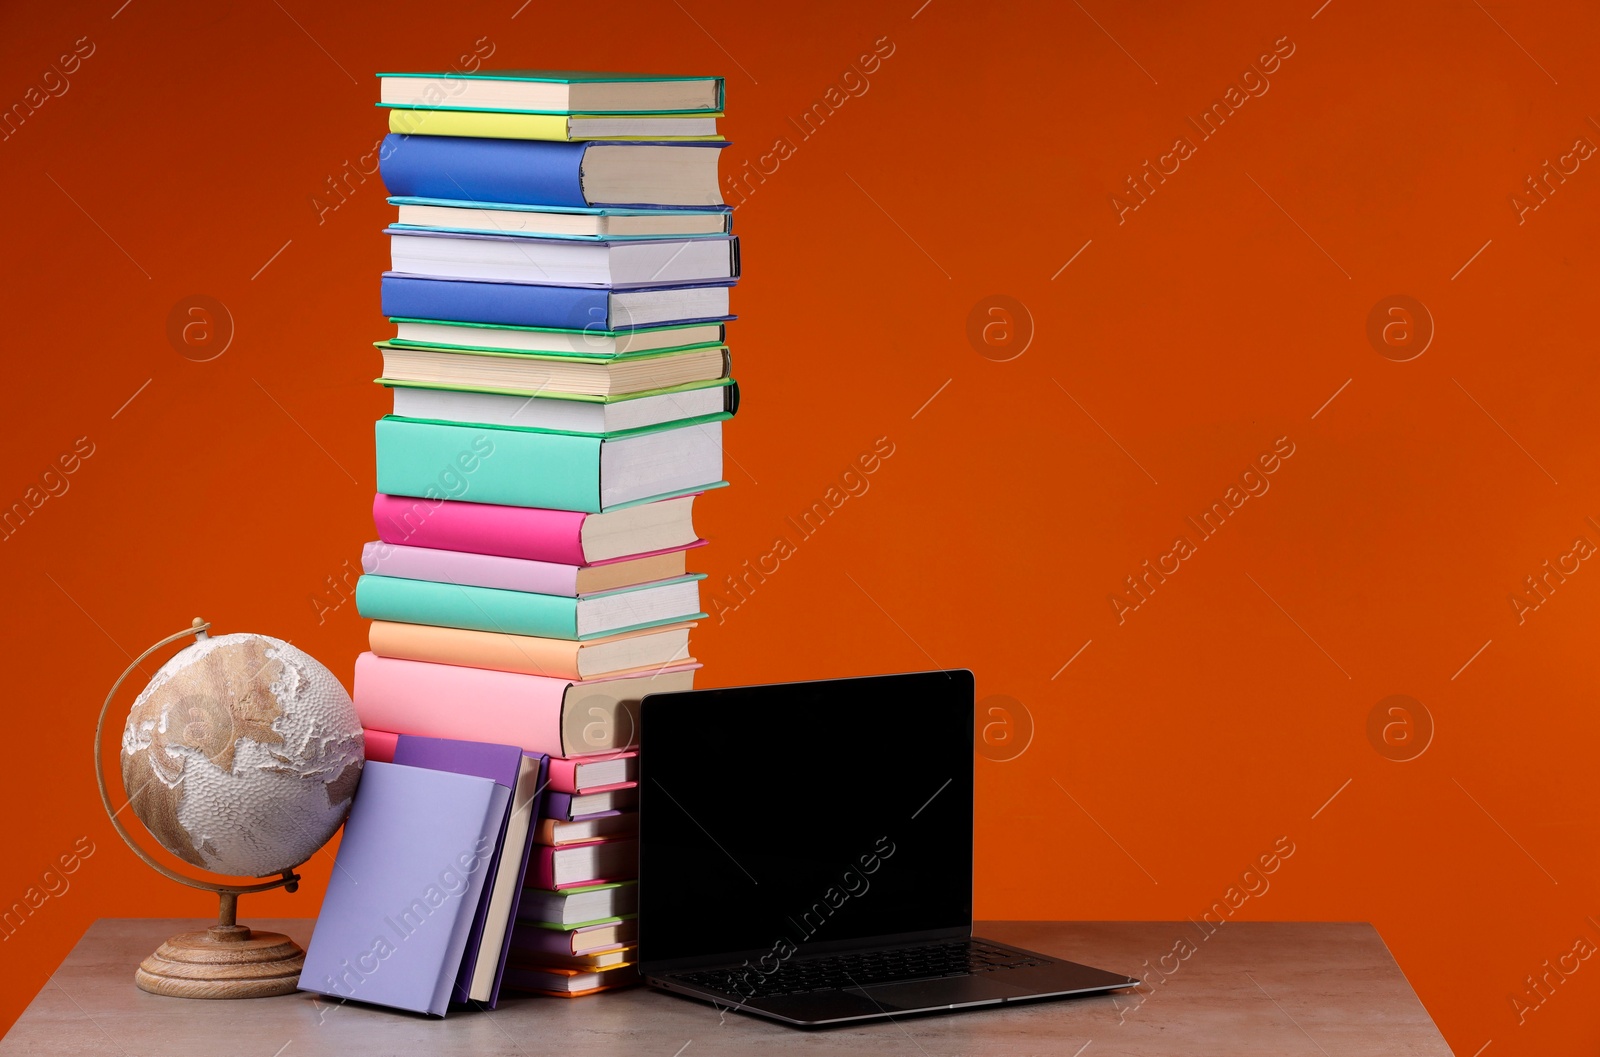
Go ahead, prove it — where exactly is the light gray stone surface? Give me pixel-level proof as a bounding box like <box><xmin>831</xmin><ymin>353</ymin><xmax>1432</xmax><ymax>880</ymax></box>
<box><xmin>1</xmin><ymin>919</ymin><xmax>1452</xmax><ymax>1056</ymax></box>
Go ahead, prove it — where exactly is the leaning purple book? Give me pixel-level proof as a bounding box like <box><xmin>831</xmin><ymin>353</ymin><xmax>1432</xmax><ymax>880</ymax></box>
<box><xmin>298</xmin><ymin>761</ymin><xmax>509</xmax><ymax>1016</ymax></box>
<box><xmin>392</xmin><ymin>735</ymin><xmax>549</xmax><ymax>1008</ymax></box>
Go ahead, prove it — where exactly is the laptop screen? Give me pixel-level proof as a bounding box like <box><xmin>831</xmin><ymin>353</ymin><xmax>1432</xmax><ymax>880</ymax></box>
<box><xmin>638</xmin><ymin>669</ymin><xmax>975</xmax><ymax>970</ymax></box>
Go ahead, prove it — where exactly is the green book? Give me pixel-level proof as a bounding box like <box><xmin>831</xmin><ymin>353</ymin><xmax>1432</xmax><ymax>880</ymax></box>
<box><xmin>355</xmin><ymin>574</ymin><xmax>707</xmax><ymax>641</ymax></box>
<box><xmin>373</xmin><ymin>414</ymin><xmax>725</xmax><ymax>513</ymax></box>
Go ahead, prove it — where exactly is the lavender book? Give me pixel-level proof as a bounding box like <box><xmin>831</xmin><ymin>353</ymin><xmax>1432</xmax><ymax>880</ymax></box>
<box><xmin>392</xmin><ymin>735</ymin><xmax>549</xmax><ymax>1008</ymax></box>
<box><xmin>298</xmin><ymin>761</ymin><xmax>509</xmax><ymax>1016</ymax></box>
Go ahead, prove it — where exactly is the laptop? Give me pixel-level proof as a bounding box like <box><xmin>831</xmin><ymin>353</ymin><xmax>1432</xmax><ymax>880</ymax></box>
<box><xmin>637</xmin><ymin>669</ymin><xmax>1137</xmax><ymax>1027</ymax></box>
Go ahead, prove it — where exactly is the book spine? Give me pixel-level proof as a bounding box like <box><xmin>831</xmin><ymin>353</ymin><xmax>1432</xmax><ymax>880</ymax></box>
<box><xmin>379</xmin><ymin>133</ymin><xmax>590</xmax><ymax>207</ymax></box>
<box><xmin>368</xmin><ymin>620</ymin><xmax>587</xmax><ymax>680</ymax></box>
<box><xmin>490</xmin><ymin>751</ymin><xmax>550</xmax><ymax>1006</ymax></box>
<box><xmin>372</xmin><ymin>493</ymin><xmax>591</xmax><ymax>565</ymax></box>
<box><xmin>543</xmin><ymin>752</ymin><xmax>638</xmax><ymax>793</ymax></box>
<box><xmin>352</xmin><ymin>652</ymin><xmax>574</xmax><ymax>757</ymax></box>
<box><xmin>389</xmin><ymin>108</ymin><xmax>574</xmax><ymax>141</ymax></box>
<box><xmin>374</xmin><ymin>416</ymin><xmax>603</xmax><ymax>513</ymax></box>
<box><xmin>529</xmin><ymin>842</ymin><xmax>632</xmax><ymax>890</ymax></box>
<box><xmin>381</xmin><ymin>274</ymin><xmax>616</xmax><ymax>329</ymax></box>
<box><xmin>361</xmin><ymin>541</ymin><xmax>583</xmax><ymax>596</ymax></box>
<box><xmin>510</xmin><ymin>925</ymin><xmax>583</xmax><ymax>956</ymax></box>
<box><xmin>356</xmin><ymin>575</ymin><xmax>582</xmax><ymax>639</ymax></box>
<box><xmin>362</xmin><ymin>728</ymin><xmax>399</xmax><ymax>763</ymax></box>
<box><xmin>388</xmin><ymin>230</ymin><xmax>612</xmax><ymax>284</ymax></box>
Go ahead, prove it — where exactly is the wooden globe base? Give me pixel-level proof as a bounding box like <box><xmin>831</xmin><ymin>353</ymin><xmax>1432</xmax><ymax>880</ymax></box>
<box><xmin>135</xmin><ymin>924</ymin><xmax>304</xmax><ymax>999</ymax></box>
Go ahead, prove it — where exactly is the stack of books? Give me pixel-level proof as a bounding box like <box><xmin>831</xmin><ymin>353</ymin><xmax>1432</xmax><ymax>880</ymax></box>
<box><xmin>503</xmin><ymin>749</ymin><xmax>641</xmax><ymax>996</ymax></box>
<box><xmin>309</xmin><ymin>70</ymin><xmax>733</xmax><ymax>1014</ymax></box>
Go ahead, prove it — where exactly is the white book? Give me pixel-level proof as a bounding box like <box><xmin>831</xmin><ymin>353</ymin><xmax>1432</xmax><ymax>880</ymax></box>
<box><xmin>391</xmin><ymin>199</ymin><xmax>730</xmax><ymax>239</ymax></box>
<box><xmin>390</xmin><ymin>319</ymin><xmax>724</xmax><ymax>357</ymax></box>
<box><xmin>390</xmin><ymin>383</ymin><xmax>730</xmax><ymax>433</ymax></box>
<box><xmin>388</xmin><ymin>230</ymin><xmax>738</xmax><ymax>285</ymax></box>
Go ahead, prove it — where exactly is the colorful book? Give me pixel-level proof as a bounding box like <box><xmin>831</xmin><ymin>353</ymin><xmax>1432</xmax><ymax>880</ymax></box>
<box><xmin>388</xmin><ymin>380</ymin><xmax>734</xmax><ymax>433</ymax></box>
<box><xmin>377</xmin><ymin>71</ymin><xmax>724</xmax><ymax>114</ymax></box>
<box><xmin>363</xmin><ymin>728</ymin><xmax>399</xmax><ymax>763</ymax></box>
<box><xmin>390</xmin><ymin>198</ymin><xmax>731</xmax><ymax>240</ymax></box>
<box><xmin>298</xmin><ymin>762</ymin><xmax>509</xmax><ymax>1016</ymax></box>
<box><xmin>371</xmin><ymin>492</ymin><xmax>704</xmax><ymax>565</ymax></box>
<box><xmin>389</xmin><ymin>317</ymin><xmax>726</xmax><ymax>357</ymax></box>
<box><xmin>378</xmin><ymin>134</ymin><xmax>727</xmax><ymax>208</ymax></box>
<box><xmin>381</xmin><ymin>274</ymin><xmax>734</xmax><ymax>329</ymax></box>
<box><xmin>367</xmin><ymin>621</ymin><xmax>694</xmax><ymax>681</ymax></box>
<box><xmin>375</xmin><ymin>340</ymin><xmax>731</xmax><ymax>398</ymax></box>
<box><xmin>503</xmin><ymin>961</ymin><xmax>639</xmax><ymax>997</ymax></box>
<box><xmin>512</xmin><ymin>918</ymin><xmax>637</xmax><ymax>957</ymax></box>
<box><xmin>386</xmin><ymin>108</ymin><xmax>721</xmax><ymax>142</ymax></box>
<box><xmin>529</xmin><ymin>837</ymin><xmax>637</xmax><ymax>889</ymax></box>
<box><xmin>352</xmin><ymin>653</ymin><xmax>697</xmax><ymax>756</ymax></box>
<box><xmin>517</xmin><ymin>880</ymin><xmax>638</xmax><ymax>925</ymax></box>
<box><xmin>389</xmin><ymin>737</ymin><xmax>548</xmax><ymax>1007</ymax></box>
<box><xmin>534</xmin><ymin>812</ymin><xmax>638</xmax><ymax>846</ymax></box>
<box><xmin>544</xmin><ymin>788</ymin><xmax>637</xmax><ymax>821</ymax></box>
<box><xmin>361</xmin><ymin>541</ymin><xmax>696</xmax><ymax>596</ymax></box>
<box><xmin>373</xmin><ymin>415</ymin><xmax>725</xmax><ymax>512</ymax></box>
<box><xmin>387</xmin><ymin>230</ymin><xmax>739</xmax><ymax>286</ymax></box>
<box><xmin>355</xmin><ymin>573</ymin><xmax>705</xmax><ymax>639</ymax></box>
<box><xmin>545</xmin><ymin>751</ymin><xmax>637</xmax><ymax>794</ymax></box>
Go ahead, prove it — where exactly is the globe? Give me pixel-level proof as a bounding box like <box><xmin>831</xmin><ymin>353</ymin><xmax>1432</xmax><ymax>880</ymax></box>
<box><xmin>119</xmin><ymin>632</ymin><xmax>364</xmax><ymax>879</ymax></box>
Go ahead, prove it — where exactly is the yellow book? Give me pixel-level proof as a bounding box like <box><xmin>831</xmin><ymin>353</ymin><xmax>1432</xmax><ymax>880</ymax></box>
<box><xmin>387</xmin><ymin>108</ymin><xmax>724</xmax><ymax>142</ymax></box>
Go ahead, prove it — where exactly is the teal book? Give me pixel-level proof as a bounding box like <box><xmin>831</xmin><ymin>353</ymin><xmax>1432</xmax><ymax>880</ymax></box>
<box><xmin>373</xmin><ymin>415</ymin><xmax>725</xmax><ymax>513</ymax></box>
<box><xmin>355</xmin><ymin>573</ymin><xmax>707</xmax><ymax>640</ymax></box>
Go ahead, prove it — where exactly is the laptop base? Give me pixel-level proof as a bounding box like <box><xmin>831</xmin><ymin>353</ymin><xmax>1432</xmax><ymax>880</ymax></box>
<box><xmin>648</xmin><ymin>936</ymin><xmax>1137</xmax><ymax>1028</ymax></box>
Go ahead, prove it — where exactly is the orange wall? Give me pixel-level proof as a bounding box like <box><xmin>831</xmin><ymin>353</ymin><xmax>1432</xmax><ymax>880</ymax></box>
<box><xmin>2</xmin><ymin>0</ymin><xmax>1597</xmax><ymax>1051</ymax></box>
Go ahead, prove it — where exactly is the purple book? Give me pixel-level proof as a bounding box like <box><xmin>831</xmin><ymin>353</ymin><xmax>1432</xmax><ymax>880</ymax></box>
<box><xmin>298</xmin><ymin>762</ymin><xmax>508</xmax><ymax>1016</ymax></box>
<box><xmin>393</xmin><ymin>736</ymin><xmax>549</xmax><ymax>1008</ymax></box>
<box><xmin>545</xmin><ymin>787</ymin><xmax>638</xmax><ymax>822</ymax></box>
<box><xmin>363</xmin><ymin>540</ymin><xmax>585</xmax><ymax>596</ymax></box>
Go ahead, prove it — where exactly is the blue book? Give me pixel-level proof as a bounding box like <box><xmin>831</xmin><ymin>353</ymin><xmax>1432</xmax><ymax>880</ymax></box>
<box><xmin>381</xmin><ymin>274</ymin><xmax>734</xmax><ymax>330</ymax></box>
<box><xmin>378</xmin><ymin>134</ymin><xmax>728</xmax><ymax>208</ymax></box>
<box><xmin>391</xmin><ymin>737</ymin><xmax>549</xmax><ymax>1008</ymax></box>
<box><xmin>298</xmin><ymin>762</ymin><xmax>510</xmax><ymax>1016</ymax></box>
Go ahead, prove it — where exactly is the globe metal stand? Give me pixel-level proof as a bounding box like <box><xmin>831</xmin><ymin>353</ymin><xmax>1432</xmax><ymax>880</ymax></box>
<box><xmin>95</xmin><ymin>618</ymin><xmax>307</xmax><ymax>999</ymax></box>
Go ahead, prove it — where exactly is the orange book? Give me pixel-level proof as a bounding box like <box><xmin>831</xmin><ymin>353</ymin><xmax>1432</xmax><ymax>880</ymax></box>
<box><xmin>505</xmin><ymin>962</ymin><xmax>639</xmax><ymax>997</ymax></box>
<box><xmin>368</xmin><ymin>620</ymin><xmax>695</xmax><ymax>680</ymax></box>
<box><xmin>534</xmin><ymin>813</ymin><xmax>638</xmax><ymax>846</ymax></box>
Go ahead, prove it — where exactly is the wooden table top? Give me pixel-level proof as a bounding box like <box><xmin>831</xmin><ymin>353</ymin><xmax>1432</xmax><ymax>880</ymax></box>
<box><xmin>0</xmin><ymin>919</ymin><xmax>1452</xmax><ymax>1056</ymax></box>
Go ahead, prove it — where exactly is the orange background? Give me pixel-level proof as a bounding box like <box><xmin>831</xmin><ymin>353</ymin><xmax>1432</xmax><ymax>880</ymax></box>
<box><xmin>2</xmin><ymin>0</ymin><xmax>1597</xmax><ymax>1051</ymax></box>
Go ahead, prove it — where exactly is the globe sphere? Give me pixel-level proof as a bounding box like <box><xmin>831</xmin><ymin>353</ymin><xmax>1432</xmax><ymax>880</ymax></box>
<box><xmin>119</xmin><ymin>633</ymin><xmax>363</xmax><ymax>878</ymax></box>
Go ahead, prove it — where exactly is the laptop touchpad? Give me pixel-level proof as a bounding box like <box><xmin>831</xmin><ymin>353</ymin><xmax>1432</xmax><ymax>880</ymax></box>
<box><xmin>850</xmin><ymin>974</ymin><xmax>1018</xmax><ymax>1010</ymax></box>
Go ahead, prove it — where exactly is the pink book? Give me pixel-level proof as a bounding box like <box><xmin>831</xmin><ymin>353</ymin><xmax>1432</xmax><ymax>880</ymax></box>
<box><xmin>545</xmin><ymin>751</ymin><xmax>638</xmax><ymax>795</ymax></box>
<box><xmin>364</xmin><ymin>540</ymin><xmax>583</xmax><ymax>594</ymax></box>
<box><xmin>352</xmin><ymin>653</ymin><xmax>698</xmax><ymax>758</ymax></box>
<box><xmin>364</xmin><ymin>728</ymin><xmax>399</xmax><ymax>763</ymax></box>
<box><xmin>360</xmin><ymin>540</ymin><xmax>703</xmax><ymax>597</ymax></box>
<box><xmin>372</xmin><ymin>492</ymin><xmax>702</xmax><ymax>566</ymax></box>
<box><xmin>529</xmin><ymin>837</ymin><xmax>638</xmax><ymax>890</ymax></box>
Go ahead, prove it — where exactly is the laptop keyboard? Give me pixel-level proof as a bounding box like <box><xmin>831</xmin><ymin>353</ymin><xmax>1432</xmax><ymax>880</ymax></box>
<box><xmin>672</xmin><ymin>940</ymin><xmax>1045</xmax><ymax>998</ymax></box>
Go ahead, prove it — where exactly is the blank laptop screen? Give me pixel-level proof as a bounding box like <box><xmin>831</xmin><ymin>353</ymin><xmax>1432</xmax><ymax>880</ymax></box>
<box><xmin>638</xmin><ymin>670</ymin><xmax>975</xmax><ymax>969</ymax></box>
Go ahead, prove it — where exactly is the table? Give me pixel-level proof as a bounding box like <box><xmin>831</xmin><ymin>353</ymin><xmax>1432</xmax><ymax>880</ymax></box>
<box><xmin>0</xmin><ymin>920</ymin><xmax>1452</xmax><ymax>1056</ymax></box>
